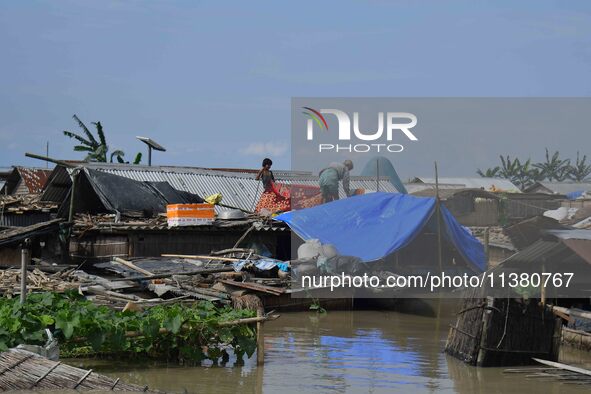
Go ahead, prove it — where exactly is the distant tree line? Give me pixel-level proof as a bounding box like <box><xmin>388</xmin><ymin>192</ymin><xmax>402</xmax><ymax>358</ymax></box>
<box><xmin>477</xmin><ymin>149</ymin><xmax>591</xmax><ymax>190</ymax></box>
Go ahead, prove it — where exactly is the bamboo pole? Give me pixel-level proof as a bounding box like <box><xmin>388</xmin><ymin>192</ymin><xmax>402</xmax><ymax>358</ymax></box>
<box><xmin>25</xmin><ymin>152</ymin><xmax>73</xmax><ymax>168</ymax></box>
<box><xmin>484</xmin><ymin>227</ymin><xmax>490</xmax><ymax>269</ymax></box>
<box><xmin>549</xmin><ymin>305</ymin><xmax>591</xmax><ymax>320</ymax></box>
<box><xmin>20</xmin><ymin>239</ymin><xmax>30</xmax><ymax>304</ymax></box>
<box><xmin>161</xmin><ymin>254</ymin><xmax>242</xmax><ymax>262</ymax></box>
<box><xmin>110</xmin><ymin>266</ymin><xmax>234</xmax><ymax>282</ymax></box>
<box><xmin>68</xmin><ymin>170</ymin><xmax>78</xmax><ymax>223</ymax></box>
<box><xmin>376</xmin><ymin>159</ymin><xmax>380</xmax><ymax>192</ymax></box>
<box><xmin>256</xmin><ymin>309</ymin><xmax>265</xmax><ymax>366</ymax></box>
<box><xmin>541</xmin><ymin>262</ymin><xmax>546</xmax><ymax>306</ymax></box>
<box><xmin>435</xmin><ymin>162</ymin><xmax>443</xmax><ymax>273</ymax></box>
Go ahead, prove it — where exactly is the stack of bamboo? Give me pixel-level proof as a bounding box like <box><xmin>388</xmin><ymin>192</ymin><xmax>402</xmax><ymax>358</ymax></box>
<box><xmin>0</xmin><ymin>268</ymin><xmax>79</xmax><ymax>295</ymax></box>
<box><xmin>0</xmin><ymin>194</ymin><xmax>57</xmax><ymax>214</ymax></box>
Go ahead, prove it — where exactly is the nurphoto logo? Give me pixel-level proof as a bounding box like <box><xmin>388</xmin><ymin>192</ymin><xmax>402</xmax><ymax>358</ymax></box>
<box><xmin>303</xmin><ymin>106</ymin><xmax>418</xmax><ymax>153</ymax></box>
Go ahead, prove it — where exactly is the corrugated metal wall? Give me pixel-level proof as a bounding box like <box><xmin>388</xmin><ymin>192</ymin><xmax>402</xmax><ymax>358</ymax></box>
<box><xmin>505</xmin><ymin>199</ymin><xmax>561</xmax><ymax>220</ymax></box>
<box><xmin>102</xmin><ymin>170</ymin><xmax>395</xmax><ymax>211</ymax></box>
<box><xmin>70</xmin><ymin>235</ymin><xmax>129</xmax><ymax>262</ymax></box>
<box><xmin>0</xmin><ymin>212</ymin><xmax>53</xmax><ymax>227</ymax></box>
<box><xmin>70</xmin><ymin>229</ymin><xmax>290</xmax><ymax>263</ymax></box>
<box><xmin>452</xmin><ymin>199</ymin><xmax>499</xmax><ymax>227</ymax></box>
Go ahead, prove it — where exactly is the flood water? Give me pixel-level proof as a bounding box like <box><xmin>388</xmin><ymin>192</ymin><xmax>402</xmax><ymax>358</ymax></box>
<box><xmin>51</xmin><ymin>308</ymin><xmax>591</xmax><ymax>394</ymax></box>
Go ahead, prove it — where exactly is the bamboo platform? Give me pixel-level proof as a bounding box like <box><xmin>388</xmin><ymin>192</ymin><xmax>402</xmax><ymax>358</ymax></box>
<box><xmin>0</xmin><ymin>348</ymin><xmax>158</xmax><ymax>392</ymax></box>
<box><xmin>562</xmin><ymin>327</ymin><xmax>591</xmax><ymax>351</ymax></box>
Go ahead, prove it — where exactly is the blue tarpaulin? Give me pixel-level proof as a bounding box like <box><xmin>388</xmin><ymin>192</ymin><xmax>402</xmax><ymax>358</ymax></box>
<box><xmin>566</xmin><ymin>190</ymin><xmax>585</xmax><ymax>200</ymax></box>
<box><xmin>275</xmin><ymin>192</ymin><xmax>485</xmax><ymax>272</ymax></box>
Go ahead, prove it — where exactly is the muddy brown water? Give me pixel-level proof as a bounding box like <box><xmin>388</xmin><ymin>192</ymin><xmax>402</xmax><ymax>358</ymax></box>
<box><xmin>22</xmin><ymin>310</ymin><xmax>591</xmax><ymax>394</ymax></box>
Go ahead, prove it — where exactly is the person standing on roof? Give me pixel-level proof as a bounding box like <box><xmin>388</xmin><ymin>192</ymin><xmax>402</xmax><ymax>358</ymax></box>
<box><xmin>319</xmin><ymin>160</ymin><xmax>353</xmax><ymax>203</ymax></box>
<box><xmin>256</xmin><ymin>158</ymin><xmax>282</xmax><ymax>198</ymax></box>
<box><xmin>254</xmin><ymin>158</ymin><xmax>290</xmax><ymax>213</ymax></box>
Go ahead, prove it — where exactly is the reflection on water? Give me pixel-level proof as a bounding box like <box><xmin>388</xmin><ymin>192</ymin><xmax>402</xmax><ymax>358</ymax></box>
<box><xmin>48</xmin><ymin>310</ymin><xmax>591</xmax><ymax>393</ymax></box>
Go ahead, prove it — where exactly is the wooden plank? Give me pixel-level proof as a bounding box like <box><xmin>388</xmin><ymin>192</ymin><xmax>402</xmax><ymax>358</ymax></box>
<box><xmin>217</xmin><ymin>279</ymin><xmax>284</xmax><ymax>295</ymax></box>
<box><xmin>113</xmin><ymin>266</ymin><xmax>234</xmax><ymax>282</ymax></box>
<box><xmin>71</xmin><ymin>271</ymin><xmax>137</xmax><ymax>291</ymax></box>
<box><xmin>113</xmin><ymin>257</ymin><xmax>153</xmax><ymax>276</ymax></box>
<box><xmin>162</xmin><ymin>254</ymin><xmax>241</xmax><ymax>262</ymax></box>
<box><xmin>550</xmin><ymin>305</ymin><xmax>591</xmax><ymax>321</ymax></box>
<box><xmin>82</xmin><ymin>286</ymin><xmax>142</xmax><ymax>302</ymax></box>
<box><xmin>533</xmin><ymin>358</ymin><xmax>591</xmax><ymax>377</ymax></box>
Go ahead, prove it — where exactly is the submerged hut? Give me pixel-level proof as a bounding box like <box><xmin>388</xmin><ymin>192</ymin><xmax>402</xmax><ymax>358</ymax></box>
<box><xmin>444</xmin><ymin>288</ymin><xmax>561</xmax><ymax>367</ymax></box>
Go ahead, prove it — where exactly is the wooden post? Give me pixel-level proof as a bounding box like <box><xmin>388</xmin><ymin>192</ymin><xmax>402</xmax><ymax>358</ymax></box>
<box><xmin>256</xmin><ymin>309</ymin><xmax>265</xmax><ymax>366</ymax></box>
<box><xmin>68</xmin><ymin>170</ymin><xmax>78</xmax><ymax>223</ymax></box>
<box><xmin>435</xmin><ymin>162</ymin><xmax>443</xmax><ymax>273</ymax></box>
<box><xmin>540</xmin><ymin>262</ymin><xmax>546</xmax><ymax>306</ymax></box>
<box><xmin>484</xmin><ymin>227</ymin><xmax>490</xmax><ymax>269</ymax></box>
<box><xmin>477</xmin><ymin>297</ymin><xmax>495</xmax><ymax>366</ymax></box>
<box><xmin>64</xmin><ymin>170</ymin><xmax>78</xmax><ymax>265</ymax></box>
<box><xmin>20</xmin><ymin>238</ymin><xmax>31</xmax><ymax>304</ymax></box>
<box><xmin>551</xmin><ymin>315</ymin><xmax>562</xmax><ymax>361</ymax></box>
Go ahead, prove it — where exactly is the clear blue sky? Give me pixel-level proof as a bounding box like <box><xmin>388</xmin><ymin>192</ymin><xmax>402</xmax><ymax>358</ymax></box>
<box><xmin>1</xmin><ymin>1</ymin><xmax>590</xmax><ymax>178</ymax></box>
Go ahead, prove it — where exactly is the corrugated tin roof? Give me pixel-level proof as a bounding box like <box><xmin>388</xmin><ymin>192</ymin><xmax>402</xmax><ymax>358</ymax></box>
<box><xmin>0</xmin><ymin>168</ymin><xmax>12</xmax><ymax>178</ymax></box>
<box><xmin>17</xmin><ymin>167</ymin><xmax>52</xmax><ymax>193</ymax></box>
<box><xmin>0</xmin><ymin>167</ymin><xmax>52</xmax><ymax>195</ymax></box>
<box><xmin>525</xmin><ymin>181</ymin><xmax>591</xmax><ymax>195</ymax></box>
<box><xmin>0</xmin><ymin>218</ymin><xmax>63</xmax><ymax>246</ymax></box>
<box><xmin>498</xmin><ymin>230</ymin><xmax>591</xmax><ymax>266</ymax></box>
<box><xmin>546</xmin><ymin>229</ymin><xmax>591</xmax><ymax>241</ymax></box>
<box><xmin>411</xmin><ymin>188</ymin><xmax>499</xmax><ymax>200</ymax></box>
<box><xmin>498</xmin><ymin>239</ymin><xmax>564</xmax><ymax>266</ymax></box>
<box><xmin>412</xmin><ymin>177</ymin><xmax>520</xmax><ymax>192</ymax></box>
<box><xmin>404</xmin><ymin>183</ymin><xmax>465</xmax><ymax>194</ymax></box>
<box><xmin>42</xmin><ymin>164</ymin><xmax>398</xmax><ymax>211</ymax></box>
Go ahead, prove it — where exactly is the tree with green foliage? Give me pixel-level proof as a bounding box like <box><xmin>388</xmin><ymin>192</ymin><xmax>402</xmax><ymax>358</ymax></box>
<box><xmin>63</xmin><ymin>115</ymin><xmax>142</xmax><ymax>164</ymax></box>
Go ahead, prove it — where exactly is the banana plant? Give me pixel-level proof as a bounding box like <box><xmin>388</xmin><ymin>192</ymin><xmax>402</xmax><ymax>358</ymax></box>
<box><xmin>476</xmin><ymin>166</ymin><xmax>500</xmax><ymax>178</ymax></box>
<box><xmin>63</xmin><ymin>115</ymin><xmax>142</xmax><ymax>164</ymax></box>
<box><xmin>568</xmin><ymin>152</ymin><xmax>591</xmax><ymax>182</ymax></box>
<box><xmin>533</xmin><ymin>148</ymin><xmax>571</xmax><ymax>181</ymax></box>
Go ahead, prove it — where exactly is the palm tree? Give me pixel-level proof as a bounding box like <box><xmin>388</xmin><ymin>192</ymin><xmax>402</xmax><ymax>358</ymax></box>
<box><xmin>63</xmin><ymin>115</ymin><xmax>141</xmax><ymax>164</ymax></box>
<box><xmin>533</xmin><ymin>148</ymin><xmax>570</xmax><ymax>181</ymax></box>
<box><xmin>568</xmin><ymin>152</ymin><xmax>591</xmax><ymax>182</ymax></box>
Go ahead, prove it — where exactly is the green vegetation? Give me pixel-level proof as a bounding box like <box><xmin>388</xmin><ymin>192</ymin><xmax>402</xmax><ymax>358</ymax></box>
<box><xmin>63</xmin><ymin>114</ymin><xmax>142</xmax><ymax>164</ymax></box>
<box><xmin>0</xmin><ymin>292</ymin><xmax>257</xmax><ymax>363</ymax></box>
<box><xmin>309</xmin><ymin>299</ymin><xmax>326</xmax><ymax>314</ymax></box>
<box><xmin>477</xmin><ymin>149</ymin><xmax>591</xmax><ymax>190</ymax></box>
